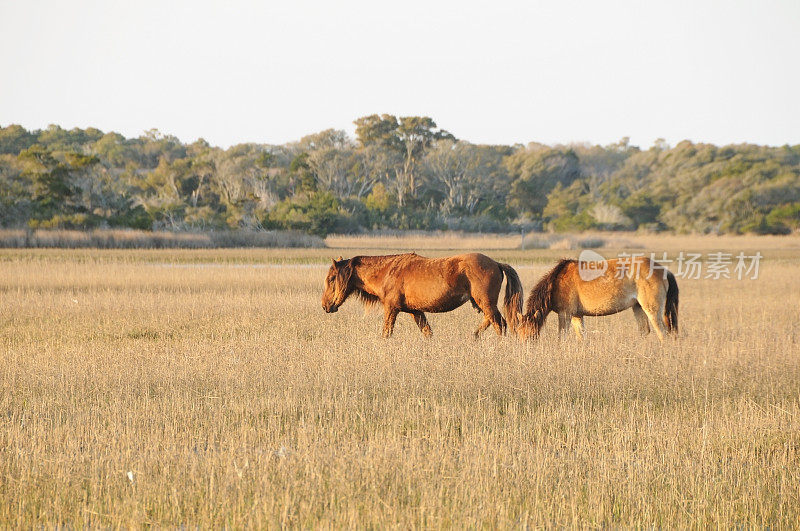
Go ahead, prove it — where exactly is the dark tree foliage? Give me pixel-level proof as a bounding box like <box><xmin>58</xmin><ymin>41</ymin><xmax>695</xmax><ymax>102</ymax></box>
<box><xmin>0</xmin><ymin>120</ymin><xmax>798</xmax><ymax>235</ymax></box>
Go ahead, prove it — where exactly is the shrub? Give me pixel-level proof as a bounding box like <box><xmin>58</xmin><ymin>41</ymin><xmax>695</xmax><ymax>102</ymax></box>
<box><xmin>267</xmin><ymin>191</ymin><xmax>351</xmax><ymax>237</ymax></box>
<box><xmin>765</xmin><ymin>203</ymin><xmax>800</xmax><ymax>232</ymax></box>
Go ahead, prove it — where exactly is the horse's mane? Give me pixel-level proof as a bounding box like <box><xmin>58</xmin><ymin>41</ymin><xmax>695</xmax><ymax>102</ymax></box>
<box><xmin>356</xmin><ymin>253</ymin><xmax>417</xmax><ymax>263</ymax></box>
<box><xmin>357</xmin><ymin>289</ymin><xmax>380</xmax><ymax>308</ymax></box>
<box><xmin>344</xmin><ymin>256</ymin><xmax>395</xmax><ymax>309</ymax></box>
<box><xmin>524</xmin><ymin>258</ymin><xmax>574</xmax><ymax>333</ymax></box>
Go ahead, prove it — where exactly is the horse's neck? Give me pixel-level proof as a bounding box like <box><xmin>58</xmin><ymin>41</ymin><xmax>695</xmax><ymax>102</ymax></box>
<box><xmin>352</xmin><ymin>259</ymin><xmax>386</xmax><ymax>295</ymax></box>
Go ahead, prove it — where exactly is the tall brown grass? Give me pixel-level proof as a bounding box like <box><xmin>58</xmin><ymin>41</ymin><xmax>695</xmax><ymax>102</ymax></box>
<box><xmin>0</xmin><ymin>246</ymin><xmax>798</xmax><ymax>526</ymax></box>
<box><xmin>327</xmin><ymin>230</ymin><xmax>524</xmax><ymax>250</ymax></box>
<box><xmin>0</xmin><ymin>229</ymin><xmax>325</xmax><ymax>249</ymax></box>
<box><xmin>328</xmin><ymin>230</ymin><xmax>800</xmax><ymax>252</ymax></box>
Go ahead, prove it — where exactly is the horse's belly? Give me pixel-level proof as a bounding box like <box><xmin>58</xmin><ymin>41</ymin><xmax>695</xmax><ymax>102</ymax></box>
<box><xmin>404</xmin><ymin>287</ymin><xmax>469</xmax><ymax>313</ymax></box>
<box><xmin>581</xmin><ymin>304</ymin><xmax>633</xmax><ymax>317</ymax></box>
<box><xmin>577</xmin><ymin>288</ymin><xmax>637</xmax><ymax>316</ymax></box>
<box><xmin>427</xmin><ymin>296</ymin><xmax>469</xmax><ymax>313</ymax></box>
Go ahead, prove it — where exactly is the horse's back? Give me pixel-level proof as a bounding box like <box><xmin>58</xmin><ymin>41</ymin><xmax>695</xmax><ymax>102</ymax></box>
<box><xmin>568</xmin><ymin>256</ymin><xmax>670</xmax><ymax>316</ymax></box>
<box><xmin>450</xmin><ymin>252</ymin><xmax>503</xmax><ymax>275</ymax></box>
<box><xmin>400</xmin><ymin>253</ymin><xmax>499</xmax><ymax>278</ymax></box>
<box><xmin>385</xmin><ymin>253</ymin><xmax>502</xmax><ymax>312</ymax></box>
<box><xmin>565</xmin><ymin>259</ymin><xmax>638</xmax><ymax>316</ymax></box>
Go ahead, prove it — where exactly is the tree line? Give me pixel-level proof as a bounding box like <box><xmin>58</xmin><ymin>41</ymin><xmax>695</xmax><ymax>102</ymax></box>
<box><xmin>1</xmin><ymin>116</ymin><xmax>799</xmax><ymax>235</ymax></box>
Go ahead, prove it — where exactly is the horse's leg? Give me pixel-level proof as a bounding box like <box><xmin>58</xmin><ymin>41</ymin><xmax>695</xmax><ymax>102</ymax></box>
<box><xmin>632</xmin><ymin>303</ymin><xmax>650</xmax><ymax>335</ymax></box>
<box><xmin>638</xmin><ymin>278</ymin><xmax>668</xmax><ymax>342</ymax></box>
<box><xmin>471</xmin><ymin>290</ymin><xmax>505</xmax><ymax>337</ymax></box>
<box><xmin>473</xmin><ymin>309</ymin><xmax>505</xmax><ymax>337</ymax></box>
<box><xmin>382</xmin><ymin>306</ymin><xmax>399</xmax><ymax>338</ymax></box>
<box><xmin>638</xmin><ymin>295</ymin><xmax>667</xmax><ymax>343</ymax></box>
<box><xmin>571</xmin><ymin>316</ymin><xmax>585</xmax><ymax>340</ymax></box>
<box><xmin>489</xmin><ymin>308</ymin><xmax>506</xmax><ymax>336</ymax></box>
<box><xmin>410</xmin><ymin>310</ymin><xmax>432</xmax><ymax>338</ymax></box>
<box><xmin>557</xmin><ymin>313</ymin><xmax>568</xmax><ymax>339</ymax></box>
<box><xmin>642</xmin><ymin>307</ymin><xmax>666</xmax><ymax>342</ymax></box>
<box><xmin>474</xmin><ymin>316</ymin><xmax>493</xmax><ymax>338</ymax></box>
<box><xmin>469</xmin><ymin>297</ymin><xmax>482</xmax><ymax>313</ymax></box>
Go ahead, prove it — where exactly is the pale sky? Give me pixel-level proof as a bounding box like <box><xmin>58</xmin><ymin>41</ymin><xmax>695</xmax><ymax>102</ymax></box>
<box><xmin>1</xmin><ymin>0</ymin><xmax>798</xmax><ymax>149</ymax></box>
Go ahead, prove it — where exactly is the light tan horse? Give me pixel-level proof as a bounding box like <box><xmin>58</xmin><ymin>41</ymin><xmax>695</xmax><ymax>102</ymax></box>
<box><xmin>517</xmin><ymin>256</ymin><xmax>679</xmax><ymax>341</ymax></box>
<box><xmin>321</xmin><ymin>253</ymin><xmax>523</xmax><ymax>338</ymax></box>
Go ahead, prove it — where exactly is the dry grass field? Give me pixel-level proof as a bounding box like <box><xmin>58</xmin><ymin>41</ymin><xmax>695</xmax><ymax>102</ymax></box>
<box><xmin>1</xmin><ymin>236</ymin><xmax>799</xmax><ymax>527</ymax></box>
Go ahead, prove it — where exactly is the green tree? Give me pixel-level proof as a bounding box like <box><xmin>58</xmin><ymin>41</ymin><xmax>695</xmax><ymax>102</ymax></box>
<box><xmin>268</xmin><ymin>191</ymin><xmax>348</xmax><ymax>236</ymax></box>
<box><xmin>289</xmin><ymin>152</ymin><xmax>317</xmax><ymax>193</ymax></box>
<box><xmin>506</xmin><ymin>146</ymin><xmax>582</xmax><ymax>219</ymax></box>
<box><xmin>621</xmin><ymin>191</ymin><xmax>660</xmax><ymax>227</ymax></box>
<box><xmin>542</xmin><ymin>180</ymin><xmax>595</xmax><ymax>232</ymax></box>
<box><xmin>17</xmin><ymin>145</ymin><xmax>104</xmax><ymax>227</ymax></box>
<box><xmin>0</xmin><ymin>124</ymin><xmax>37</xmax><ymax>154</ymax></box>
<box><xmin>424</xmin><ymin>140</ymin><xmax>511</xmax><ymax>218</ymax></box>
<box><xmin>354</xmin><ymin>114</ymin><xmax>454</xmax><ymax>205</ymax></box>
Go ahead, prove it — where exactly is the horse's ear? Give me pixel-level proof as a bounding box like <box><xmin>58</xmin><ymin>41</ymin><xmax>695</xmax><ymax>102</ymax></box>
<box><xmin>336</xmin><ymin>259</ymin><xmax>354</xmax><ymax>287</ymax></box>
<box><xmin>330</xmin><ymin>258</ymin><xmax>337</xmax><ymax>267</ymax></box>
<box><xmin>336</xmin><ymin>256</ymin><xmax>343</xmax><ymax>261</ymax></box>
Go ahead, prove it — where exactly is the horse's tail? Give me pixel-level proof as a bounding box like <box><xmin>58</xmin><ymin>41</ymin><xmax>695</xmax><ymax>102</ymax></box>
<box><xmin>499</xmin><ymin>263</ymin><xmax>523</xmax><ymax>334</ymax></box>
<box><xmin>665</xmin><ymin>270</ymin><xmax>679</xmax><ymax>333</ymax></box>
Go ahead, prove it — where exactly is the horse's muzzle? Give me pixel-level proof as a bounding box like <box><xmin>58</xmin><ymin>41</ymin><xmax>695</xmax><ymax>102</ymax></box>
<box><xmin>323</xmin><ymin>303</ymin><xmax>338</xmax><ymax>313</ymax></box>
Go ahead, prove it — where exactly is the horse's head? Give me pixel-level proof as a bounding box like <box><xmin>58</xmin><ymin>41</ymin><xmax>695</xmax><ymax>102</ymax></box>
<box><xmin>517</xmin><ymin>310</ymin><xmax>544</xmax><ymax>340</ymax></box>
<box><xmin>321</xmin><ymin>256</ymin><xmax>353</xmax><ymax>313</ymax></box>
<box><xmin>517</xmin><ymin>259</ymin><xmax>570</xmax><ymax>340</ymax></box>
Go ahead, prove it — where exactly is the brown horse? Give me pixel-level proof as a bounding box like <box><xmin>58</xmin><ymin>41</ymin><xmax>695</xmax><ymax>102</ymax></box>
<box><xmin>321</xmin><ymin>253</ymin><xmax>523</xmax><ymax>338</ymax></box>
<box><xmin>517</xmin><ymin>256</ymin><xmax>679</xmax><ymax>342</ymax></box>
